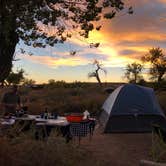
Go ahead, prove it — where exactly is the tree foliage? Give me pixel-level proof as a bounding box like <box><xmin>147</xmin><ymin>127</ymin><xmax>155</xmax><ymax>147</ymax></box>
<box><xmin>6</xmin><ymin>69</ymin><xmax>25</xmax><ymax>85</ymax></box>
<box><xmin>1</xmin><ymin>0</ymin><xmax>132</xmax><ymax>48</ymax></box>
<box><xmin>124</xmin><ymin>62</ymin><xmax>143</xmax><ymax>83</ymax></box>
<box><xmin>88</xmin><ymin>60</ymin><xmax>106</xmax><ymax>87</ymax></box>
<box><xmin>142</xmin><ymin>47</ymin><xmax>166</xmax><ymax>83</ymax></box>
<box><xmin>0</xmin><ymin>0</ymin><xmax>133</xmax><ymax>82</ymax></box>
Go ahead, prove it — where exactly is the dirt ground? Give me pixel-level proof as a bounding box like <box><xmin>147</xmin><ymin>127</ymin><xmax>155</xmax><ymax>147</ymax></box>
<box><xmin>81</xmin><ymin>125</ymin><xmax>152</xmax><ymax>166</ymax></box>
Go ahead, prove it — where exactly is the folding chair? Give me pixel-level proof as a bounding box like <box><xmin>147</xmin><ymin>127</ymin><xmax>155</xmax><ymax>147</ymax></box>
<box><xmin>70</xmin><ymin>121</ymin><xmax>91</xmax><ymax>144</ymax></box>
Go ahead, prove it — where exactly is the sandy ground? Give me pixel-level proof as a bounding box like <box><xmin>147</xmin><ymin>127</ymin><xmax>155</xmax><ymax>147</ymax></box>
<box><xmin>81</xmin><ymin>125</ymin><xmax>152</xmax><ymax>166</ymax></box>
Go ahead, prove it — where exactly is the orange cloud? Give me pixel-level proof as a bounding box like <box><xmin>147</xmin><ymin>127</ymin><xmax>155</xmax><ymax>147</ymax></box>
<box><xmin>18</xmin><ymin>0</ymin><xmax>166</xmax><ymax>75</ymax></box>
<box><xmin>19</xmin><ymin>54</ymin><xmax>90</xmax><ymax>67</ymax></box>
<box><xmin>157</xmin><ymin>0</ymin><xmax>166</xmax><ymax>3</ymax></box>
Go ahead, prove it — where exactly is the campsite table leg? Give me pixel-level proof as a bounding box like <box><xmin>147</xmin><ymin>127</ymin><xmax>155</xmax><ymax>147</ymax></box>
<box><xmin>61</xmin><ymin>125</ymin><xmax>72</xmax><ymax>143</ymax></box>
<box><xmin>35</xmin><ymin>123</ymin><xmax>71</xmax><ymax>142</ymax></box>
<box><xmin>14</xmin><ymin>119</ymin><xmax>35</xmax><ymax>134</ymax></box>
<box><xmin>89</xmin><ymin>120</ymin><xmax>96</xmax><ymax>138</ymax></box>
<box><xmin>45</xmin><ymin>124</ymin><xmax>72</xmax><ymax>143</ymax></box>
<box><xmin>35</xmin><ymin>123</ymin><xmax>50</xmax><ymax>140</ymax></box>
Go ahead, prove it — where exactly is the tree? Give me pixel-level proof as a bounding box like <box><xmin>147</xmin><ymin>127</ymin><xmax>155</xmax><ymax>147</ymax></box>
<box><xmin>48</xmin><ymin>79</ymin><xmax>56</xmax><ymax>85</ymax></box>
<box><xmin>6</xmin><ymin>69</ymin><xmax>25</xmax><ymax>85</ymax></box>
<box><xmin>142</xmin><ymin>47</ymin><xmax>166</xmax><ymax>82</ymax></box>
<box><xmin>22</xmin><ymin>78</ymin><xmax>36</xmax><ymax>86</ymax></box>
<box><xmin>124</xmin><ymin>62</ymin><xmax>143</xmax><ymax>83</ymax></box>
<box><xmin>47</xmin><ymin>79</ymin><xmax>66</xmax><ymax>88</ymax></box>
<box><xmin>88</xmin><ymin>60</ymin><xmax>106</xmax><ymax>87</ymax></box>
<box><xmin>0</xmin><ymin>0</ymin><xmax>133</xmax><ymax>82</ymax></box>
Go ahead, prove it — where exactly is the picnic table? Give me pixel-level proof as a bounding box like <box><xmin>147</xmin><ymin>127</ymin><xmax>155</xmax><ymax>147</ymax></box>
<box><xmin>0</xmin><ymin>115</ymin><xmax>96</xmax><ymax>143</ymax></box>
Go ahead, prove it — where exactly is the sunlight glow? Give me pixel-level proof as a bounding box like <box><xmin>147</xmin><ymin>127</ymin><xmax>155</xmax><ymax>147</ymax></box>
<box><xmin>14</xmin><ymin>0</ymin><xmax>166</xmax><ymax>83</ymax></box>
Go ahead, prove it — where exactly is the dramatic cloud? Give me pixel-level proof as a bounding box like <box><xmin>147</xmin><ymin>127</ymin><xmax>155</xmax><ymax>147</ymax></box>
<box><xmin>15</xmin><ymin>0</ymin><xmax>166</xmax><ymax>82</ymax></box>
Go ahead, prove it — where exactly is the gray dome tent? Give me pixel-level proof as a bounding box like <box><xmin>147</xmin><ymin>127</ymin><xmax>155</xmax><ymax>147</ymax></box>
<box><xmin>100</xmin><ymin>84</ymin><xmax>166</xmax><ymax>133</ymax></box>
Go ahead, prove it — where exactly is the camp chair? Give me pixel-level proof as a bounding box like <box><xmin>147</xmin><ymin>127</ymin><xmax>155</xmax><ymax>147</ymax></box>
<box><xmin>70</xmin><ymin>120</ymin><xmax>95</xmax><ymax>144</ymax></box>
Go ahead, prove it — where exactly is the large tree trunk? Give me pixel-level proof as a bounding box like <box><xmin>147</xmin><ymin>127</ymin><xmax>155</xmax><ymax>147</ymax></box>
<box><xmin>0</xmin><ymin>1</ymin><xmax>18</xmax><ymax>82</ymax></box>
<box><xmin>0</xmin><ymin>32</ymin><xmax>18</xmax><ymax>82</ymax></box>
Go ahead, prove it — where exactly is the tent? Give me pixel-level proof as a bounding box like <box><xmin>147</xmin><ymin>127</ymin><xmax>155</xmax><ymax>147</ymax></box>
<box><xmin>100</xmin><ymin>84</ymin><xmax>166</xmax><ymax>133</ymax></box>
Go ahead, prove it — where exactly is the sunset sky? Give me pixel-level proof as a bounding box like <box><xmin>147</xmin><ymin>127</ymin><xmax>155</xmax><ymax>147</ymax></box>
<box><xmin>14</xmin><ymin>0</ymin><xmax>166</xmax><ymax>83</ymax></box>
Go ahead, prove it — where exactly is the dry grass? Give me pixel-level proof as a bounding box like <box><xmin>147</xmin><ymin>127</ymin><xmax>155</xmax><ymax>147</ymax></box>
<box><xmin>0</xmin><ymin>85</ymin><xmax>108</xmax><ymax>166</ymax></box>
<box><xmin>0</xmin><ymin>134</ymin><xmax>98</xmax><ymax>166</ymax></box>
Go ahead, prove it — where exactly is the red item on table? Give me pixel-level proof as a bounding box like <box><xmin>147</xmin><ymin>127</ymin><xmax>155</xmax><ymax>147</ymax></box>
<box><xmin>66</xmin><ymin>115</ymin><xmax>84</xmax><ymax>122</ymax></box>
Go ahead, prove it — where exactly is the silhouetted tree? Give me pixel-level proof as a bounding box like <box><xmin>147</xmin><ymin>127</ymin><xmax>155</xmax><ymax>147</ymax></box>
<box><xmin>48</xmin><ymin>79</ymin><xmax>56</xmax><ymax>85</ymax></box>
<box><xmin>88</xmin><ymin>60</ymin><xmax>106</xmax><ymax>87</ymax></box>
<box><xmin>142</xmin><ymin>47</ymin><xmax>166</xmax><ymax>83</ymax></box>
<box><xmin>124</xmin><ymin>62</ymin><xmax>143</xmax><ymax>83</ymax></box>
<box><xmin>47</xmin><ymin>79</ymin><xmax>66</xmax><ymax>88</ymax></box>
<box><xmin>23</xmin><ymin>78</ymin><xmax>36</xmax><ymax>86</ymax></box>
<box><xmin>6</xmin><ymin>69</ymin><xmax>25</xmax><ymax>85</ymax></box>
<box><xmin>0</xmin><ymin>0</ymin><xmax>133</xmax><ymax>82</ymax></box>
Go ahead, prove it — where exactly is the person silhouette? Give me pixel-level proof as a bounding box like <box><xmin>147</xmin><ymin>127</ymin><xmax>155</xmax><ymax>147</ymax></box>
<box><xmin>1</xmin><ymin>85</ymin><xmax>21</xmax><ymax>116</ymax></box>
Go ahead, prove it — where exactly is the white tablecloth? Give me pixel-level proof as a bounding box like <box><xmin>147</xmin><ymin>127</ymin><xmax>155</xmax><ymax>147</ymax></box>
<box><xmin>0</xmin><ymin>119</ymin><xmax>15</xmax><ymax>125</ymax></box>
<box><xmin>1</xmin><ymin>115</ymin><xmax>69</xmax><ymax>126</ymax></box>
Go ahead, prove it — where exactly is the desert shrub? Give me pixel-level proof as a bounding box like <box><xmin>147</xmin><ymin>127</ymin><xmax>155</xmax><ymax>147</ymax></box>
<box><xmin>46</xmin><ymin>82</ymin><xmax>98</xmax><ymax>89</ymax></box>
<box><xmin>19</xmin><ymin>86</ymin><xmax>30</xmax><ymax>95</ymax></box>
<box><xmin>153</xmin><ymin>80</ymin><xmax>166</xmax><ymax>91</ymax></box>
<box><xmin>137</xmin><ymin>79</ymin><xmax>147</xmax><ymax>86</ymax></box>
<box><xmin>47</xmin><ymin>80</ymin><xmax>67</xmax><ymax>89</ymax></box>
<box><xmin>62</xmin><ymin>93</ymin><xmax>106</xmax><ymax>115</ymax></box>
<box><xmin>69</xmin><ymin>87</ymin><xmax>84</xmax><ymax>96</ymax></box>
<box><xmin>68</xmin><ymin>81</ymin><xmax>85</xmax><ymax>88</ymax></box>
<box><xmin>18</xmin><ymin>84</ymin><xmax>107</xmax><ymax>115</ymax></box>
<box><xmin>157</xmin><ymin>91</ymin><xmax>166</xmax><ymax>115</ymax></box>
<box><xmin>150</xmin><ymin>132</ymin><xmax>166</xmax><ymax>162</ymax></box>
<box><xmin>54</xmin><ymin>80</ymin><xmax>67</xmax><ymax>88</ymax></box>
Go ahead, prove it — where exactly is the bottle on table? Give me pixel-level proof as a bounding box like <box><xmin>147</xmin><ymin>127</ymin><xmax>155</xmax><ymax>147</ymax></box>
<box><xmin>44</xmin><ymin>107</ymin><xmax>48</xmax><ymax>119</ymax></box>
